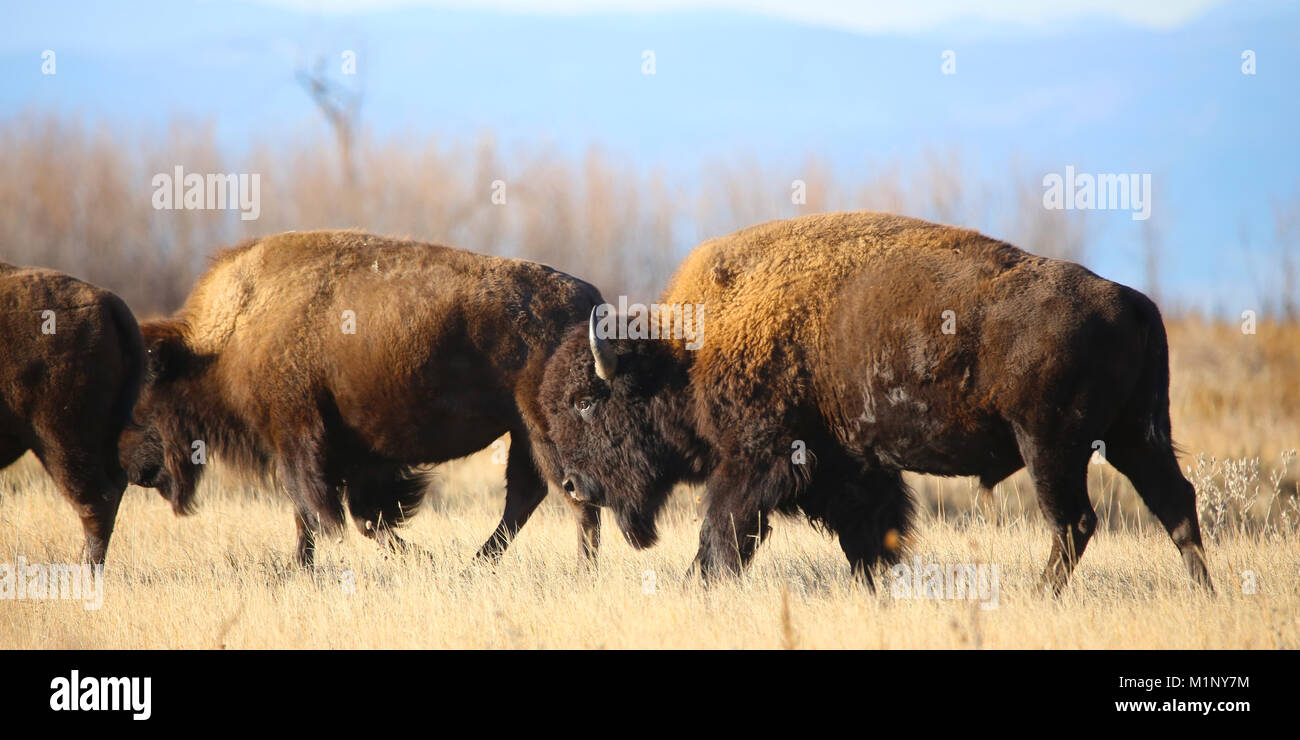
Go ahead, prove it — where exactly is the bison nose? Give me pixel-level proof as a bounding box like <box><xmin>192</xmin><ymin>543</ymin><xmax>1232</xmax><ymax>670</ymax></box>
<box><xmin>562</xmin><ymin>477</ymin><xmax>591</xmax><ymax>502</ymax></box>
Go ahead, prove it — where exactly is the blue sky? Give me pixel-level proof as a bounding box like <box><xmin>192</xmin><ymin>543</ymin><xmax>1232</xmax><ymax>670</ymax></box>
<box><xmin>4</xmin><ymin>0</ymin><xmax>1298</xmax><ymax>313</ymax></box>
<box><xmin>255</xmin><ymin>0</ymin><xmax>1223</xmax><ymax>32</ymax></box>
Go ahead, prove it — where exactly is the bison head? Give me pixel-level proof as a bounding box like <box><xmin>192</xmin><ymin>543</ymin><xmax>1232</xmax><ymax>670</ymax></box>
<box><xmin>539</xmin><ymin>308</ymin><xmax>699</xmax><ymax>549</ymax></box>
<box><xmin>118</xmin><ymin>321</ymin><xmax>204</xmax><ymax>515</ymax></box>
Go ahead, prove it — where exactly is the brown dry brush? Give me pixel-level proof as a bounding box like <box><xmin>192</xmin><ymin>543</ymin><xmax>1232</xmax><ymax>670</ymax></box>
<box><xmin>1</xmin><ymin>113</ymin><xmax>682</xmax><ymax>315</ymax></box>
<box><xmin>0</xmin><ymin>112</ymin><xmax>1133</xmax><ymax>317</ymax></box>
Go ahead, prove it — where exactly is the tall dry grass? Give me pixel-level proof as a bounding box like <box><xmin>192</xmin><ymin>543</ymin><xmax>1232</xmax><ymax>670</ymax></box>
<box><xmin>1</xmin><ymin>441</ymin><xmax>1296</xmax><ymax>649</ymax></box>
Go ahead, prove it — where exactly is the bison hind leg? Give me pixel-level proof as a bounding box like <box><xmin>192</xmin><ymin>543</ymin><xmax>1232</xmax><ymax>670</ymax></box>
<box><xmin>1104</xmin><ymin>434</ymin><xmax>1213</xmax><ymax>592</ymax></box>
<box><xmin>804</xmin><ymin>463</ymin><xmax>914</xmax><ymax>588</ymax></box>
<box><xmin>42</xmin><ymin>455</ymin><xmax>125</xmax><ymax>566</ymax></box>
<box><xmin>1013</xmin><ymin>428</ymin><xmax>1096</xmax><ymax>595</ymax></box>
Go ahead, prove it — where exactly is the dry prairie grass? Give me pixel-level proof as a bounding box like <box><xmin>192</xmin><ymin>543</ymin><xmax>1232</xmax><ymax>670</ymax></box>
<box><xmin>1</xmin><ymin>449</ymin><xmax>1297</xmax><ymax>650</ymax></box>
<box><xmin>1</xmin><ymin>319</ymin><xmax>1297</xmax><ymax>650</ymax></box>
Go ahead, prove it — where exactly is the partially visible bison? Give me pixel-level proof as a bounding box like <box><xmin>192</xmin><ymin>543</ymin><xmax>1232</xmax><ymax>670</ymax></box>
<box><xmin>118</xmin><ymin>231</ymin><xmax>603</xmax><ymax>566</ymax></box>
<box><xmin>1</xmin><ymin>262</ymin><xmax>144</xmax><ymax>563</ymax></box>
<box><xmin>540</xmin><ymin>211</ymin><xmax>1213</xmax><ymax>593</ymax></box>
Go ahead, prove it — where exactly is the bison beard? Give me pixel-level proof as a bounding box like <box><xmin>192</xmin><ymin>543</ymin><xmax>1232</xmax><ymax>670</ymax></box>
<box><xmin>614</xmin><ymin>501</ymin><xmax>662</xmax><ymax>549</ymax></box>
<box><xmin>0</xmin><ymin>262</ymin><xmax>145</xmax><ymax>564</ymax></box>
<box><xmin>118</xmin><ymin>231</ymin><xmax>604</xmax><ymax>567</ymax></box>
<box><xmin>539</xmin><ymin>211</ymin><xmax>1214</xmax><ymax>593</ymax></box>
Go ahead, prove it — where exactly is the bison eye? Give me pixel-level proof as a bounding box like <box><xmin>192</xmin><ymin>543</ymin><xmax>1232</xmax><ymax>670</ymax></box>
<box><xmin>574</xmin><ymin>398</ymin><xmax>593</xmax><ymax>413</ymax></box>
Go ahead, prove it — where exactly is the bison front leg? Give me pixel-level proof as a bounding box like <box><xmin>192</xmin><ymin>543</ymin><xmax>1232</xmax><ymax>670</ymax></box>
<box><xmin>476</xmin><ymin>431</ymin><xmax>550</xmax><ymax>563</ymax></box>
<box><xmin>293</xmin><ymin>511</ymin><xmax>319</xmax><ymax>568</ymax></box>
<box><xmin>689</xmin><ymin>462</ymin><xmax>779</xmax><ymax>583</ymax></box>
<box><xmin>568</xmin><ymin>498</ymin><xmax>601</xmax><ymax>565</ymax></box>
<box><xmin>277</xmin><ymin>440</ymin><xmax>346</xmax><ymax>569</ymax></box>
<box><xmin>691</xmin><ymin>501</ymin><xmax>772</xmax><ymax>583</ymax></box>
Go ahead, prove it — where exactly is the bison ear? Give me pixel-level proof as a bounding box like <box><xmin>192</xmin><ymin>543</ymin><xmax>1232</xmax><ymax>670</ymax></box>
<box><xmin>142</xmin><ymin>323</ymin><xmax>191</xmax><ymax>381</ymax></box>
<box><xmin>589</xmin><ymin>306</ymin><xmax>619</xmax><ymax>380</ymax></box>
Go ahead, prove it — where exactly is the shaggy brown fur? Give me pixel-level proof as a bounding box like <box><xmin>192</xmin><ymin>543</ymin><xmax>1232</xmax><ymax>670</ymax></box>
<box><xmin>119</xmin><ymin>231</ymin><xmax>603</xmax><ymax>566</ymax></box>
<box><xmin>540</xmin><ymin>211</ymin><xmax>1212</xmax><ymax>593</ymax></box>
<box><xmin>0</xmin><ymin>262</ymin><xmax>144</xmax><ymax>563</ymax></box>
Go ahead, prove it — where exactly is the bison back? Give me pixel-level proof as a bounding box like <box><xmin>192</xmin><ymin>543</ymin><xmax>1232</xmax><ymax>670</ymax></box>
<box><xmin>0</xmin><ymin>264</ymin><xmax>144</xmax><ymax>470</ymax></box>
<box><xmin>173</xmin><ymin>232</ymin><xmax>600</xmax><ymax>466</ymax></box>
<box><xmin>655</xmin><ymin>212</ymin><xmax>1156</xmax><ymax>479</ymax></box>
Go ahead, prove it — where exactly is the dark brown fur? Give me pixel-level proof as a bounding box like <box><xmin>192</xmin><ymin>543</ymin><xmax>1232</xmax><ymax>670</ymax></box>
<box><xmin>0</xmin><ymin>262</ymin><xmax>144</xmax><ymax>563</ymax></box>
<box><xmin>540</xmin><ymin>212</ymin><xmax>1213</xmax><ymax>593</ymax></box>
<box><xmin>118</xmin><ymin>231</ymin><xmax>603</xmax><ymax>566</ymax></box>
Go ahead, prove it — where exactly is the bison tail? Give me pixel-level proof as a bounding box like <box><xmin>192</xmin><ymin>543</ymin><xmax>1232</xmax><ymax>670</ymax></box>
<box><xmin>1128</xmin><ymin>295</ymin><xmax>1177</xmax><ymax>453</ymax></box>
<box><xmin>105</xmin><ymin>293</ymin><xmax>146</xmax><ymax>438</ymax></box>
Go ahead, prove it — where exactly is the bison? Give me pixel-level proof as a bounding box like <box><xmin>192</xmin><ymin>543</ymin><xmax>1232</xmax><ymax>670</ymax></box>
<box><xmin>118</xmin><ymin>231</ymin><xmax>603</xmax><ymax>566</ymax></box>
<box><xmin>1</xmin><ymin>262</ymin><xmax>144</xmax><ymax>564</ymax></box>
<box><xmin>540</xmin><ymin>211</ymin><xmax>1213</xmax><ymax>593</ymax></box>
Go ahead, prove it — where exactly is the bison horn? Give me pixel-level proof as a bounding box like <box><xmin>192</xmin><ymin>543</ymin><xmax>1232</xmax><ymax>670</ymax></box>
<box><xmin>589</xmin><ymin>306</ymin><xmax>618</xmax><ymax>380</ymax></box>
